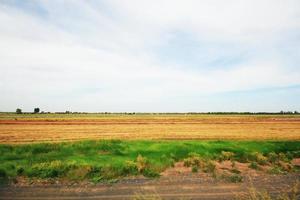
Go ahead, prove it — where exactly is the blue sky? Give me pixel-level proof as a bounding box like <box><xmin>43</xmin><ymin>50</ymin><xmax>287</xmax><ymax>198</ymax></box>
<box><xmin>0</xmin><ymin>0</ymin><xmax>299</xmax><ymax>112</ymax></box>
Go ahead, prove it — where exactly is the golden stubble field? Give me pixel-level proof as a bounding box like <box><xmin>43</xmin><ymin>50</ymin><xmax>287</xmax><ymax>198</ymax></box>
<box><xmin>0</xmin><ymin>113</ymin><xmax>300</xmax><ymax>143</ymax></box>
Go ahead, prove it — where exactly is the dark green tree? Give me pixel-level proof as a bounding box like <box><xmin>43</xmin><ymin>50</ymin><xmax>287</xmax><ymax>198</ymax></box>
<box><xmin>34</xmin><ymin>108</ymin><xmax>40</xmax><ymax>113</ymax></box>
<box><xmin>16</xmin><ymin>108</ymin><xmax>22</xmax><ymax>114</ymax></box>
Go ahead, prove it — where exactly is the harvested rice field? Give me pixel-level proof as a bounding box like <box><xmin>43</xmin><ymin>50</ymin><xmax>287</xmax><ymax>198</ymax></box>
<box><xmin>0</xmin><ymin>114</ymin><xmax>299</xmax><ymax>143</ymax></box>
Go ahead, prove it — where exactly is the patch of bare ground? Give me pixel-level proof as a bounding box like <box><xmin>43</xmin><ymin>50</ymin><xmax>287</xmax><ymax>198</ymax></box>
<box><xmin>292</xmin><ymin>158</ymin><xmax>300</xmax><ymax>167</ymax></box>
<box><xmin>161</xmin><ymin>160</ymin><xmax>269</xmax><ymax>181</ymax></box>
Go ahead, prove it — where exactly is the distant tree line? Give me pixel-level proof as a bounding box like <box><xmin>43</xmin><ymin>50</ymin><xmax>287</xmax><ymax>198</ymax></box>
<box><xmin>15</xmin><ymin>108</ymin><xmax>40</xmax><ymax>114</ymax></box>
<box><xmin>13</xmin><ymin>109</ymin><xmax>299</xmax><ymax>115</ymax></box>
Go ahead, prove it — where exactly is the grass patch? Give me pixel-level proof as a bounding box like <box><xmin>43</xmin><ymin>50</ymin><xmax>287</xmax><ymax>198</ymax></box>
<box><xmin>0</xmin><ymin>140</ymin><xmax>299</xmax><ymax>183</ymax></box>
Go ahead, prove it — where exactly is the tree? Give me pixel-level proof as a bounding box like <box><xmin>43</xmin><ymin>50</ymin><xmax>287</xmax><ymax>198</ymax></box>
<box><xmin>16</xmin><ymin>108</ymin><xmax>22</xmax><ymax>114</ymax></box>
<box><xmin>34</xmin><ymin>108</ymin><xmax>40</xmax><ymax>113</ymax></box>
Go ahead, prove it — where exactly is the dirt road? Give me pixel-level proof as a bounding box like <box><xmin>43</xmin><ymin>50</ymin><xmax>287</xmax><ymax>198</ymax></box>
<box><xmin>1</xmin><ymin>173</ymin><xmax>299</xmax><ymax>200</ymax></box>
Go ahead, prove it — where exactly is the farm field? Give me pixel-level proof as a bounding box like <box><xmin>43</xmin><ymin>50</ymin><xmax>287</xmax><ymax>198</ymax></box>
<box><xmin>0</xmin><ymin>113</ymin><xmax>300</xmax><ymax>143</ymax></box>
<box><xmin>1</xmin><ymin>113</ymin><xmax>300</xmax><ymax>199</ymax></box>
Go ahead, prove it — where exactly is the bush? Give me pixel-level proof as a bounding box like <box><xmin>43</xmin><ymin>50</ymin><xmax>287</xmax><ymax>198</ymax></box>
<box><xmin>278</xmin><ymin>153</ymin><xmax>289</xmax><ymax>162</ymax></box>
<box><xmin>220</xmin><ymin>172</ymin><xmax>243</xmax><ymax>183</ymax></box>
<box><xmin>286</xmin><ymin>151</ymin><xmax>294</xmax><ymax>160</ymax></box>
<box><xmin>268</xmin><ymin>152</ymin><xmax>279</xmax><ymax>164</ymax></box>
<box><xmin>219</xmin><ymin>151</ymin><xmax>235</xmax><ymax>161</ymax></box>
<box><xmin>183</xmin><ymin>157</ymin><xmax>192</xmax><ymax>167</ymax></box>
<box><xmin>123</xmin><ymin>160</ymin><xmax>138</xmax><ymax>175</ymax></box>
<box><xmin>251</xmin><ymin>152</ymin><xmax>268</xmax><ymax>165</ymax></box>
<box><xmin>183</xmin><ymin>152</ymin><xmax>204</xmax><ymax>168</ymax></box>
<box><xmin>229</xmin><ymin>174</ymin><xmax>243</xmax><ymax>183</ymax></box>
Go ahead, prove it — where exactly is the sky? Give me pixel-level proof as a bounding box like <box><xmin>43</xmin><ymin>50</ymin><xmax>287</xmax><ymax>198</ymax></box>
<box><xmin>0</xmin><ymin>0</ymin><xmax>300</xmax><ymax>112</ymax></box>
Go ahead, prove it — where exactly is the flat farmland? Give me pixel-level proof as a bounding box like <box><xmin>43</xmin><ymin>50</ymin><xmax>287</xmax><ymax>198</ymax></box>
<box><xmin>0</xmin><ymin>114</ymin><xmax>300</xmax><ymax>143</ymax></box>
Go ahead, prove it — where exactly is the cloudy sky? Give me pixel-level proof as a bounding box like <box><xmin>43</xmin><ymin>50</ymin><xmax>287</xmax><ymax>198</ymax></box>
<box><xmin>0</xmin><ymin>0</ymin><xmax>300</xmax><ymax>112</ymax></box>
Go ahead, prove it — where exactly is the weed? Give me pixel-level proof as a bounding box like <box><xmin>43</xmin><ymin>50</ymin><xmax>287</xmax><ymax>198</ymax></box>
<box><xmin>142</xmin><ymin>168</ymin><xmax>160</xmax><ymax>178</ymax></box>
<box><xmin>67</xmin><ymin>165</ymin><xmax>92</xmax><ymax>180</ymax></box>
<box><xmin>268</xmin><ymin>166</ymin><xmax>286</xmax><ymax>175</ymax></box>
<box><xmin>203</xmin><ymin>160</ymin><xmax>216</xmax><ymax>174</ymax></box>
<box><xmin>268</xmin><ymin>152</ymin><xmax>279</xmax><ymax>164</ymax></box>
<box><xmin>123</xmin><ymin>160</ymin><xmax>138</xmax><ymax>175</ymax></box>
<box><xmin>279</xmin><ymin>153</ymin><xmax>289</xmax><ymax>162</ymax></box>
<box><xmin>136</xmin><ymin>155</ymin><xmax>148</xmax><ymax>173</ymax></box>
<box><xmin>277</xmin><ymin>161</ymin><xmax>293</xmax><ymax>172</ymax></box>
<box><xmin>183</xmin><ymin>157</ymin><xmax>192</xmax><ymax>167</ymax></box>
<box><xmin>219</xmin><ymin>151</ymin><xmax>235</xmax><ymax>161</ymax></box>
<box><xmin>252</xmin><ymin>152</ymin><xmax>268</xmax><ymax>165</ymax></box>
<box><xmin>286</xmin><ymin>152</ymin><xmax>294</xmax><ymax>160</ymax></box>
<box><xmin>249</xmin><ymin>162</ymin><xmax>260</xmax><ymax>170</ymax></box>
<box><xmin>231</xmin><ymin>168</ymin><xmax>241</xmax><ymax>174</ymax></box>
<box><xmin>220</xmin><ymin>172</ymin><xmax>243</xmax><ymax>183</ymax></box>
<box><xmin>192</xmin><ymin>166</ymin><xmax>198</xmax><ymax>173</ymax></box>
<box><xmin>183</xmin><ymin>152</ymin><xmax>206</xmax><ymax>170</ymax></box>
<box><xmin>28</xmin><ymin>160</ymin><xmax>72</xmax><ymax>178</ymax></box>
<box><xmin>229</xmin><ymin>174</ymin><xmax>243</xmax><ymax>183</ymax></box>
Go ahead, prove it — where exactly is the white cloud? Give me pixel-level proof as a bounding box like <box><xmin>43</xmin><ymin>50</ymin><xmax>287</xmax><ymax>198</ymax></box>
<box><xmin>0</xmin><ymin>1</ymin><xmax>299</xmax><ymax>111</ymax></box>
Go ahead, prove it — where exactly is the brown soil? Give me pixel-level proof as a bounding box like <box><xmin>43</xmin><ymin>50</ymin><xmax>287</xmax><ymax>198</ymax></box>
<box><xmin>292</xmin><ymin>158</ymin><xmax>300</xmax><ymax>167</ymax></box>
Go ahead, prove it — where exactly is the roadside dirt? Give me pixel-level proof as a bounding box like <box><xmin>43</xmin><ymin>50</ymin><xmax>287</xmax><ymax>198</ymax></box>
<box><xmin>1</xmin><ymin>161</ymin><xmax>299</xmax><ymax>200</ymax></box>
